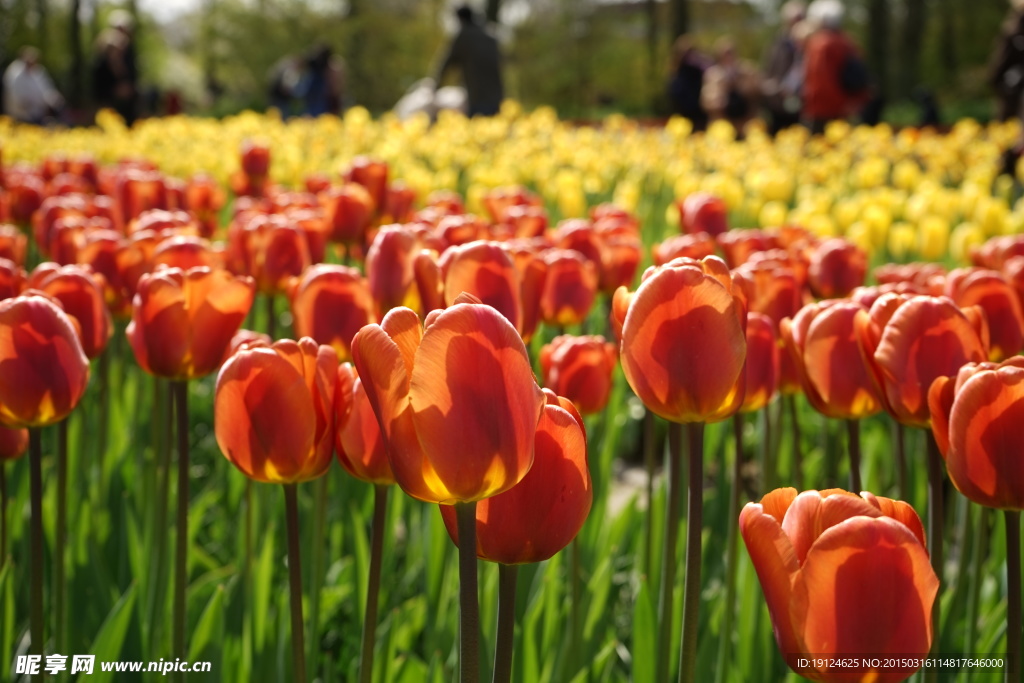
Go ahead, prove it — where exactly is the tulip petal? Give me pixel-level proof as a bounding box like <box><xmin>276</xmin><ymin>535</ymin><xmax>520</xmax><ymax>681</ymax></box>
<box><xmin>782</xmin><ymin>491</ymin><xmax>881</xmax><ymax>565</ymax></box>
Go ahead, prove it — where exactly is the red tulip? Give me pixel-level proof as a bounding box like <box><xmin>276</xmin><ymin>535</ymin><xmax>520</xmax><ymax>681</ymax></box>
<box><xmin>856</xmin><ymin>294</ymin><xmax>988</xmax><ymax>427</ymax></box>
<box><xmin>437</xmin><ymin>241</ymin><xmax>522</xmax><ymax>332</ymax></box>
<box><xmin>28</xmin><ymin>264</ymin><xmax>112</xmax><ymax>359</ymax></box>
<box><xmin>539</xmin><ymin>335</ymin><xmax>618</xmax><ymax>415</ymax></box>
<box><xmin>0</xmin><ymin>424</ymin><xmax>28</xmax><ymax>460</ymax></box>
<box><xmin>741</xmin><ymin>487</ymin><xmax>938</xmax><ymax>682</ymax></box>
<box><xmin>322</xmin><ymin>183</ymin><xmax>375</xmax><ymax>244</ymax></box>
<box><xmin>215</xmin><ymin>337</ymin><xmax>336</xmax><ymax>483</ymax></box>
<box><xmin>652</xmin><ymin>233</ymin><xmax>717</xmax><ymax>266</ymax></box>
<box><xmin>807</xmin><ymin>238</ymin><xmax>867</xmax><ymax>299</ymax></box>
<box><xmin>539</xmin><ymin>249</ymin><xmax>598</xmax><ymax>327</ymax></box>
<box><xmin>240</xmin><ymin>139</ymin><xmax>270</xmax><ymax>179</ymax></box>
<box><xmin>0</xmin><ymin>224</ymin><xmax>26</xmax><ymax>265</ymax></box>
<box><xmin>289</xmin><ymin>264</ymin><xmax>376</xmax><ymax>359</ymax></box>
<box><xmin>127</xmin><ymin>267</ymin><xmax>255</xmax><ymax>380</ymax></box>
<box><xmin>679</xmin><ymin>192</ymin><xmax>728</xmax><ymax>237</ymax></box>
<box><xmin>351</xmin><ymin>296</ymin><xmax>545</xmax><ymax>503</ymax></box>
<box><xmin>382</xmin><ymin>181</ymin><xmax>416</xmax><ymax>224</ymax></box>
<box><xmin>0</xmin><ymin>294</ymin><xmax>90</xmax><ymax>427</ymax></box>
<box><xmin>0</xmin><ymin>258</ymin><xmax>26</xmax><ymax>301</ymax></box>
<box><xmin>335</xmin><ymin>363</ymin><xmax>394</xmax><ymax>485</ymax></box>
<box><xmin>345</xmin><ymin>157</ymin><xmax>388</xmax><ymax>213</ymax></box>
<box><xmin>183</xmin><ymin>174</ymin><xmax>226</xmax><ymax>238</ymax></box>
<box><xmin>740</xmin><ymin>312</ymin><xmax>778</xmax><ymax>413</ymax></box>
<box><xmin>717</xmin><ymin>229</ymin><xmax>780</xmax><ymax>268</ymax></box>
<box><xmin>782</xmin><ymin>301</ymin><xmax>883</xmax><ymax>420</ymax></box>
<box><xmin>439</xmin><ymin>390</ymin><xmax>591</xmax><ymax>564</ymax></box>
<box><xmin>928</xmin><ymin>357</ymin><xmax>1024</xmax><ymax>509</ymax></box>
<box><xmin>152</xmin><ymin>235</ymin><xmax>223</xmax><ymax>272</ymax></box>
<box><xmin>612</xmin><ymin>256</ymin><xmax>747</xmax><ymax>423</ymax></box>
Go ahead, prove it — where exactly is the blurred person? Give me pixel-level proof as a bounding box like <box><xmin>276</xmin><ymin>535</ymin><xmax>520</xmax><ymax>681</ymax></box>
<box><xmin>701</xmin><ymin>37</ymin><xmax>761</xmax><ymax>133</ymax></box>
<box><xmin>301</xmin><ymin>44</ymin><xmax>346</xmax><ymax>117</ymax></box>
<box><xmin>761</xmin><ymin>1</ymin><xmax>806</xmax><ymax>134</ymax></box>
<box><xmin>666</xmin><ymin>35</ymin><xmax>710</xmax><ymax>131</ymax></box>
<box><xmin>802</xmin><ymin>0</ymin><xmax>869</xmax><ymax>133</ymax></box>
<box><xmin>2</xmin><ymin>47</ymin><xmax>64</xmax><ymax>124</ymax></box>
<box><xmin>435</xmin><ymin>4</ymin><xmax>504</xmax><ymax>117</ymax></box>
<box><xmin>92</xmin><ymin>9</ymin><xmax>139</xmax><ymax>125</ymax></box>
<box><xmin>267</xmin><ymin>54</ymin><xmax>305</xmax><ymax>118</ymax></box>
<box><xmin>989</xmin><ymin>0</ymin><xmax>1024</xmax><ymax>121</ymax></box>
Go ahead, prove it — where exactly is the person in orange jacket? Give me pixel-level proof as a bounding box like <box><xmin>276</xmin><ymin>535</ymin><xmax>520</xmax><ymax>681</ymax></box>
<box><xmin>801</xmin><ymin>0</ymin><xmax>869</xmax><ymax>134</ymax></box>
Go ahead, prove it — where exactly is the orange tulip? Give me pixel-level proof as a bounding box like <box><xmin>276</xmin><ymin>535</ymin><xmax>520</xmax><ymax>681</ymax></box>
<box><xmin>117</xmin><ymin>168</ymin><xmax>169</xmax><ymax>222</ymax></box>
<box><xmin>215</xmin><ymin>337</ymin><xmax>337</xmax><ymax>484</ymax></box>
<box><xmin>928</xmin><ymin>357</ymin><xmax>1024</xmax><ymax>509</ymax></box>
<box><xmin>28</xmin><ymin>264</ymin><xmax>112</xmax><ymax>359</ymax></box>
<box><xmin>289</xmin><ymin>264</ymin><xmax>376</xmax><ymax>359</ymax></box>
<box><xmin>652</xmin><ymin>233</ymin><xmax>717</xmax><ymax>266</ymax></box>
<box><xmin>856</xmin><ymin>294</ymin><xmax>989</xmax><ymax>428</ymax></box>
<box><xmin>439</xmin><ymin>390</ymin><xmax>591</xmax><ymax>564</ymax></box>
<box><xmin>0</xmin><ymin>224</ymin><xmax>26</xmax><ymax>265</ymax></box>
<box><xmin>0</xmin><ymin>258</ymin><xmax>26</xmax><ymax>301</ymax></box>
<box><xmin>127</xmin><ymin>267</ymin><xmax>255</xmax><ymax>380</ymax></box>
<box><xmin>741</xmin><ymin>312</ymin><xmax>778</xmax><ymax>413</ymax></box>
<box><xmin>944</xmin><ymin>267</ymin><xmax>1024</xmax><ymax>361</ymax></box>
<box><xmin>539</xmin><ymin>335</ymin><xmax>618</xmax><ymax>415</ymax></box>
<box><xmin>351</xmin><ymin>295</ymin><xmax>545</xmax><ymax>504</ymax></box>
<box><xmin>183</xmin><ymin>173</ymin><xmax>226</xmax><ymax>238</ymax></box>
<box><xmin>322</xmin><ymin>183</ymin><xmax>375</xmax><ymax>244</ymax></box>
<box><xmin>539</xmin><ymin>249</ymin><xmax>598</xmax><ymax>327</ymax></box>
<box><xmin>0</xmin><ymin>424</ymin><xmax>28</xmax><ymax>460</ymax></box>
<box><xmin>612</xmin><ymin>256</ymin><xmax>747</xmax><ymax>423</ymax></box>
<box><xmin>345</xmin><ymin>157</ymin><xmax>388</xmax><ymax>213</ymax></box>
<box><xmin>365</xmin><ymin>226</ymin><xmax>434</xmax><ymax>316</ymax></box>
<box><xmin>717</xmin><ymin>229</ymin><xmax>780</xmax><ymax>268</ymax></box>
<box><xmin>335</xmin><ymin>363</ymin><xmax>394</xmax><ymax>485</ymax></box>
<box><xmin>782</xmin><ymin>300</ymin><xmax>883</xmax><ymax>420</ymax></box>
<box><xmin>382</xmin><ymin>181</ymin><xmax>416</xmax><ymax>224</ymax></box>
<box><xmin>152</xmin><ymin>235</ymin><xmax>223</xmax><ymax>272</ymax></box>
<box><xmin>807</xmin><ymin>238</ymin><xmax>867</xmax><ymax>299</ymax></box>
<box><xmin>239</xmin><ymin>214</ymin><xmax>312</xmax><ymax>295</ymax></box>
<box><xmin>437</xmin><ymin>241</ymin><xmax>523</xmax><ymax>332</ymax></box>
<box><xmin>741</xmin><ymin>487</ymin><xmax>938</xmax><ymax>683</ymax></box>
<box><xmin>0</xmin><ymin>294</ymin><xmax>90</xmax><ymax>428</ymax></box>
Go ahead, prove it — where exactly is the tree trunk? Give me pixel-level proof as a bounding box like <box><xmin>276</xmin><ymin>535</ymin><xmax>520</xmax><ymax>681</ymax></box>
<box><xmin>901</xmin><ymin>0</ymin><xmax>927</xmax><ymax>92</ymax></box>
<box><xmin>866</xmin><ymin>0</ymin><xmax>889</xmax><ymax>100</ymax></box>
<box><xmin>486</xmin><ymin>0</ymin><xmax>500</xmax><ymax>24</ymax></box>
<box><xmin>647</xmin><ymin>0</ymin><xmax>659</xmax><ymax>110</ymax></box>
<box><xmin>938</xmin><ymin>0</ymin><xmax>956</xmax><ymax>78</ymax></box>
<box><xmin>671</xmin><ymin>0</ymin><xmax>689</xmax><ymax>40</ymax></box>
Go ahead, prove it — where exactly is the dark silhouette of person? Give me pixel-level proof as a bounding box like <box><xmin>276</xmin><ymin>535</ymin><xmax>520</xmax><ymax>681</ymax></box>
<box><xmin>666</xmin><ymin>35</ymin><xmax>710</xmax><ymax>132</ymax></box>
<box><xmin>302</xmin><ymin>44</ymin><xmax>345</xmax><ymax>117</ymax></box>
<box><xmin>762</xmin><ymin>1</ymin><xmax>806</xmax><ymax>134</ymax></box>
<box><xmin>91</xmin><ymin>10</ymin><xmax>139</xmax><ymax>125</ymax></box>
<box><xmin>436</xmin><ymin>5</ymin><xmax>504</xmax><ymax>117</ymax></box>
<box><xmin>990</xmin><ymin>3</ymin><xmax>1024</xmax><ymax>122</ymax></box>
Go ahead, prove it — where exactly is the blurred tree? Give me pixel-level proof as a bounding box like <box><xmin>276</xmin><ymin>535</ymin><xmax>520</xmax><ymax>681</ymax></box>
<box><xmin>901</xmin><ymin>0</ymin><xmax>926</xmax><ymax>91</ymax></box>
<box><xmin>486</xmin><ymin>0</ymin><xmax>501</xmax><ymax>24</ymax></box>
<box><xmin>671</xmin><ymin>0</ymin><xmax>688</xmax><ymax>40</ymax></box>
<box><xmin>68</xmin><ymin>0</ymin><xmax>84</xmax><ymax>108</ymax></box>
<box><xmin>866</xmin><ymin>0</ymin><xmax>889</xmax><ymax>99</ymax></box>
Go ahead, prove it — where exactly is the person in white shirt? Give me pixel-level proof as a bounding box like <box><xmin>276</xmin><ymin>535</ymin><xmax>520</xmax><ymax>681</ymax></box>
<box><xmin>3</xmin><ymin>47</ymin><xmax>64</xmax><ymax>124</ymax></box>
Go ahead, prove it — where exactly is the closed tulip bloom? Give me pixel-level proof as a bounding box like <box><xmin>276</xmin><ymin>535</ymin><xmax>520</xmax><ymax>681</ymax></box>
<box><xmin>857</xmin><ymin>294</ymin><xmax>989</xmax><ymax>427</ymax></box>
<box><xmin>183</xmin><ymin>173</ymin><xmax>226</xmax><ymax>238</ymax></box>
<box><xmin>117</xmin><ymin>169</ymin><xmax>170</xmax><ymax>222</ymax></box>
<box><xmin>215</xmin><ymin>337</ymin><xmax>336</xmax><ymax>483</ymax></box>
<box><xmin>152</xmin><ymin>235</ymin><xmax>223</xmax><ymax>272</ymax></box>
<box><xmin>439</xmin><ymin>390</ymin><xmax>591</xmax><ymax>564</ymax></box>
<box><xmin>928</xmin><ymin>357</ymin><xmax>1024</xmax><ymax>509</ymax></box>
<box><xmin>351</xmin><ymin>296</ymin><xmax>545</xmax><ymax>504</ymax></box>
<box><xmin>128</xmin><ymin>267</ymin><xmax>255</xmax><ymax>380</ymax></box>
<box><xmin>653</xmin><ymin>232</ymin><xmax>717</xmax><ymax>266</ymax></box>
<box><xmin>679</xmin><ymin>192</ymin><xmax>729</xmax><ymax>237</ymax></box>
<box><xmin>1005</xmin><ymin>256</ymin><xmax>1024</xmax><ymax>315</ymax></box>
<box><xmin>382</xmin><ymin>181</ymin><xmax>416</xmax><ymax>223</ymax></box>
<box><xmin>717</xmin><ymin>229</ymin><xmax>780</xmax><ymax>268</ymax></box>
<box><xmin>782</xmin><ymin>301</ymin><xmax>882</xmax><ymax>420</ymax></box>
<box><xmin>0</xmin><ymin>294</ymin><xmax>90</xmax><ymax>428</ymax></box>
<box><xmin>0</xmin><ymin>424</ymin><xmax>28</xmax><ymax>460</ymax></box>
<box><xmin>322</xmin><ymin>183</ymin><xmax>375</xmax><ymax>244</ymax></box>
<box><xmin>289</xmin><ymin>264</ymin><xmax>376</xmax><ymax>359</ymax></box>
<box><xmin>438</xmin><ymin>241</ymin><xmax>523</xmax><ymax>332</ymax></box>
<box><xmin>944</xmin><ymin>267</ymin><xmax>1024</xmax><ymax>361</ymax></box>
<box><xmin>0</xmin><ymin>224</ymin><xmax>26</xmax><ymax>265</ymax></box>
<box><xmin>222</xmin><ymin>328</ymin><xmax>272</xmax><ymax>364</ymax></box>
<box><xmin>612</xmin><ymin>256</ymin><xmax>747</xmax><ymax>423</ymax></box>
<box><xmin>0</xmin><ymin>258</ymin><xmax>26</xmax><ymax>301</ymax></box>
<box><xmin>244</xmin><ymin>215</ymin><xmax>312</xmax><ymax>295</ymax></box>
<box><xmin>335</xmin><ymin>363</ymin><xmax>394</xmax><ymax>485</ymax></box>
<box><xmin>28</xmin><ymin>264</ymin><xmax>112</xmax><ymax>359</ymax></box>
<box><xmin>366</xmin><ymin>226</ymin><xmax>431</xmax><ymax>316</ymax></box>
<box><xmin>741</xmin><ymin>488</ymin><xmax>938</xmax><ymax>683</ymax></box>
<box><xmin>807</xmin><ymin>238</ymin><xmax>867</xmax><ymax>299</ymax></box>
<box><xmin>540</xmin><ymin>335</ymin><xmax>618</xmax><ymax>415</ymax></box>
<box><xmin>539</xmin><ymin>249</ymin><xmax>598</xmax><ymax>327</ymax></box>
<box><xmin>345</xmin><ymin>157</ymin><xmax>389</xmax><ymax>213</ymax></box>
<box><xmin>741</xmin><ymin>312</ymin><xmax>778</xmax><ymax>413</ymax></box>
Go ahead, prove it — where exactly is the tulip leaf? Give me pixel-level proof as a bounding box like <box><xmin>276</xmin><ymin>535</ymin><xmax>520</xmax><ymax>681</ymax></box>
<box><xmin>87</xmin><ymin>583</ymin><xmax>138</xmax><ymax>683</ymax></box>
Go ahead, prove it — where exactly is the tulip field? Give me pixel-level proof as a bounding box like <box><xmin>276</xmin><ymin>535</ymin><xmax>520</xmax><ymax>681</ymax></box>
<box><xmin>1</xmin><ymin>107</ymin><xmax>1024</xmax><ymax>683</ymax></box>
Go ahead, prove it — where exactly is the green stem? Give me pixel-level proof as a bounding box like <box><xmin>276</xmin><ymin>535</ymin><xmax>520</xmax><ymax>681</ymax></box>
<box><xmin>29</xmin><ymin>428</ymin><xmax>45</xmax><ymax>672</ymax></box>
<box><xmin>284</xmin><ymin>483</ymin><xmax>307</xmax><ymax>683</ymax></box>
<box><xmin>1006</xmin><ymin>510</ymin><xmax>1021</xmax><ymax>683</ymax></box>
<box><xmin>147</xmin><ymin>380</ymin><xmax>173</xmax><ymax>655</ymax></box>
<box><xmin>924</xmin><ymin>429</ymin><xmax>944</xmax><ymax>683</ymax></box>
<box><xmin>359</xmin><ymin>484</ymin><xmax>389</xmax><ymax>683</ymax></box>
<box><xmin>656</xmin><ymin>422</ymin><xmax>684</xmax><ymax>683</ymax></box>
<box><xmin>492</xmin><ymin>564</ymin><xmax>518</xmax><ymax>683</ymax></box>
<box><xmin>0</xmin><ymin>461</ymin><xmax>6</xmax><ymax>567</ymax></box>
<box><xmin>894</xmin><ymin>421</ymin><xmax>908</xmax><ymax>502</ymax></box>
<box><xmin>455</xmin><ymin>501</ymin><xmax>480</xmax><ymax>683</ymax></box>
<box><xmin>266</xmin><ymin>294</ymin><xmax>276</xmax><ymax>340</ymax></box>
<box><xmin>98</xmin><ymin>342</ymin><xmax>109</xmax><ymax>467</ymax></box>
<box><xmin>309</xmin><ymin>475</ymin><xmax>329</xmax><ymax>672</ymax></box>
<box><xmin>678</xmin><ymin>422</ymin><xmax>704</xmax><ymax>683</ymax></box>
<box><xmin>172</xmin><ymin>380</ymin><xmax>190</xmax><ymax>680</ymax></box>
<box><xmin>715</xmin><ymin>414</ymin><xmax>743</xmax><ymax>683</ymax></box>
<box><xmin>965</xmin><ymin>507</ymin><xmax>989</xmax><ymax>658</ymax></box>
<box><xmin>846</xmin><ymin>419</ymin><xmax>862</xmax><ymax>493</ymax></box>
<box><xmin>643</xmin><ymin>410</ymin><xmax>656</xmax><ymax>579</ymax></box>
<box><xmin>55</xmin><ymin>418</ymin><xmax>68</xmax><ymax>659</ymax></box>
<box><xmin>244</xmin><ymin>479</ymin><xmax>253</xmax><ymax>666</ymax></box>
<box><xmin>785</xmin><ymin>394</ymin><xmax>802</xmax><ymax>491</ymax></box>
<box><xmin>570</xmin><ymin>537</ymin><xmax>582</xmax><ymax>670</ymax></box>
